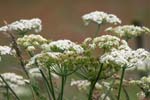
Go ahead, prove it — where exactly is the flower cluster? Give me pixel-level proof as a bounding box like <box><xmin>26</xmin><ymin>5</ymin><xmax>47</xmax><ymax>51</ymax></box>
<box><xmin>70</xmin><ymin>79</ymin><xmax>102</xmax><ymax>91</ymax></box>
<box><xmin>0</xmin><ymin>73</ymin><xmax>29</xmax><ymax>88</ymax></box>
<box><xmin>137</xmin><ymin>91</ymin><xmax>145</xmax><ymax>100</ymax></box>
<box><xmin>0</xmin><ymin>46</ymin><xmax>15</xmax><ymax>61</ymax></box>
<box><xmin>0</xmin><ymin>18</ymin><xmax>42</xmax><ymax>33</ymax></box>
<box><xmin>82</xmin><ymin>11</ymin><xmax>121</xmax><ymax>25</ymax></box>
<box><xmin>100</xmin><ymin>47</ymin><xmax>150</xmax><ymax>68</ymax></box>
<box><xmin>26</xmin><ymin>52</ymin><xmax>61</xmax><ymax>68</ymax></box>
<box><xmin>0</xmin><ymin>11</ymin><xmax>150</xmax><ymax>100</ymax></box>
<box><xmin>28</xmin><ymin>67</ymin><xmax>59</xmax><ymax>79</ymax></box>
<box><xmin>41</xmin><ymin>39</ymin><xmax>84</xmax><ymax>54</ymax></box>
<box><xmin>93</xmin><ymin>35</ymin><xmax>121</xmax><ymax>51</ymax></box>
<box><xmin>106</xmin><ymin>25</ymin><xmax>150</xmax><ymax>39</ymax></box>
<box><xmin>130</xmin><ymin>76</ymin><xmax>150</xmax><ymax>92</ymax></box>
<box><xmin>26</xmin><ymin>51</ymin><xmax>82</xmax><ymax>76</ymax></box>
<box><xmin>0</xmin><ymin>46</ymin><xmax>15</xmax><ymax>55</ymax></box>
<box><xmin>100</xmin><ymin>93</ymin><xmax>110</xmax><ymax>100</ymax></box>
<box><xmin>17</xmin><ymin>34</ymin><xmax>48</xmax><ymax>51</ymax></box>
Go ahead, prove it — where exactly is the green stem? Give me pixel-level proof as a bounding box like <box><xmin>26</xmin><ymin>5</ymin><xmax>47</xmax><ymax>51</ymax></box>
<box><xmin>93</xmin><ymin>24</ymin><xmax>100</xmax><ymax>37</ymax></box>
<box><xmin>117</xmin><ymin>67</ymin><xmax>126</xmax><ymax>100</ymax></box>
<box><xmin>0</xmin><ymin>75</ymin><xmax>21</xmax><ymax>100</ymax></box>
<box><xmin>59</xmin><ymin>76</ymin><xmax>66</xmax><ymax>100</ymax></box>
<box><xmin>6</xmin><ymin>86</ymin><xmax>9</xmax><ymax>100</ymax></box>
<box><xmin>88</xmin><ymin>81</ymin><xmax>95</xmax><ymax>100</ymax></box>
<box><xmin>48</xmin><ymin>68</ymin><xmax>56</xmax><ymax>100</ymax></box>
<box><xmin>39</xmin><ymin>69</ymin><xmax>52</xmax><ymax>100</ymax></box>
<box><xmin>123</xmin><ymin>86</ymin><xmax>130</xmax><ymax>100</ymax></box>
<box><xmin>28</xmin><ymin>51</ymin><xmax>34</xmax><ymax>57</ymax></box>
<box><xmin>88</xmin><ymin>64</ymin><xmax>103</xmax><ymax>100</ymax></box>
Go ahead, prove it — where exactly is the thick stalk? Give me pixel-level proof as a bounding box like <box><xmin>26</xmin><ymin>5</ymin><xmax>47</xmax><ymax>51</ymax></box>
<box><xmin>0</xmin><ymin>75</ymin><xmax>21</xmax><ymax>100</ymax></box>
<box><xmin>59</xmin><ymin>76</ymin><xmax>66</xmax><ymax>100</ymax></box>
<box><xmin>48</xmin><ymin>68</ymin><xmax>56</xmax><ymax>100</ymax></box>
<box><xmin>117</xmin><ymin>67</ymin><xmax>126</xmax><ymax>100</ymax></box>
<box><xmin>93</xmin><ymin>24</ymin><xmax>100</xmax><ymax>37</ymax></box>
<box><xmin>88</xmin><ymin>64</ymin><xmax>103</xmax><ymax>100</ymax></box>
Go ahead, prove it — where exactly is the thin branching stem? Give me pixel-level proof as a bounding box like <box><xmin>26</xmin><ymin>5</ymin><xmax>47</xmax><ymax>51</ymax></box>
<box><xmin>93</xmin><ymin>24</ymin><xmax>100</xmax><ymax>37</ymax></box>
<box><xmin>123</xmin><ymin>86</ymin><xmax>130</xmax><ymax>100</ymax></box>
<box><xmin>0</xmin><ymin>75</ymin><xmax>21</xmax><ymax>100</ymax></box>
<box><xmin>39</xmin><ymin>69</ymin><xmax>52</xmax><ymax>100</ymax></box>
<box><xmin>59</xmin><ymin>75</ymin><xmax>66</xmax><ymax>100</ymax></box>
<box><xmin>88</xmin><ymin>63</ymin><xmax>103</xmax><ymax>100</ymax></box>
<box><xmin>48</xmin><ymin>67</ymin><xmax>56</xmax><ymax>100</ymax></box>
<box><xmin>117</xmin><ymin>67</ymin><xmax>126</xmax><ymax>100</ymax></box>
<box><xmin>3</xmin><ymin>21</ymin><xmax>29</xmax><ymax>78</ymax></box>
<box><xmin>6</xmin><ymin>86</ymin><xmax>9</xmax><ymax>100</ymax></box>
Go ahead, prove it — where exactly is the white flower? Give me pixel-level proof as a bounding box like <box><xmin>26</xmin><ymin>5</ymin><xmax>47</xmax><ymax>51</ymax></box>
<box><xmin>28</xmin><ymin>68</ymin><xmax>41</xmax><ymax>77</ymax></box>
<box><xmin>106</xmin><ymin>25</ymin><xmax>150</xmax><ymax>39</ymax></box>
<box><xmin>0</xmin><ymin>46</ymin><xmax>15</xmax><ymax>55</ymax></box>
<box><xmin>100</xmin><ymin>49</ymin><xmax>130</xmax><ymax>67</ymax></box>
<box><xmin>100</xmin><ymin>93</ymin><xmax>110</xmax><ymax>100</ymax></box>
<box><xmin>100</xmin><ymin>47</ymin><xmax>150</xmax><ymax>68</ymax></box>
<box><xmin>26</xmin><ymin>52</ymin><xmax>61</xmax><ymax>68</ymax></box>
<box><xmin>93</xmin><ymin>35</ymin><xmax>120</xmax><ymax>50</ymax></box>
<box><xmin>135</xmin><ymin>58</ymin><xmax>150</xmax><ymax>71</ymax></box>
<box><xmin>0</xmin><ymin>18</ymin><xmax>42</xmax><ymax>33</ymax></box>
<box><xmin>130</xmin><ymin>76</ymin><xmax>150</xmax><ymax>98</ymax></box>
<box><xmin>41</xmin><ymin>40</ymin><xmax>84</xmax><ymax>54</ymax></box>
<box><xmin>82</xmin><ymin>11</ymin><xmax>121</xmax><ymax>25</ymax></box>
<box><xmin>0</xmin><ymin>73</ymin><xmax>29</xmax><ymax>88</ymax></box>
<box><xmin>28</xmin><ymin>67</ymin><xmax>59</xmax><ymax>79</ymax></box>
<box><xmin>137</xmin><ymin>91</ymin><xmax>145</xmax><ymax>100</ymax></box>
<box><xmin>17</xmin><ymin>34</ymin><xmax>48</xmax><ymax>51</ymax></box>
<box><xmin>70</xmin><ymin>79</ymin><xmax>102</xmax><ymax>91</ymax></box>
<box><xmin>118</xmin><ymin>40</ymin><xmax>131</xmax><ymax>51</ymax></box>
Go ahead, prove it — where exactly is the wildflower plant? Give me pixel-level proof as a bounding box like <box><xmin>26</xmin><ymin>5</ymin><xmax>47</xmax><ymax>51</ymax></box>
<box><xmin>106</xmin><ymin>25</ymin><xmax>150</xmax><ymax>40</ymax></box>
<box><xmin>0</xmin><ymin>11</ymin><xmax>150</xmax><ymax>100</ymax></box>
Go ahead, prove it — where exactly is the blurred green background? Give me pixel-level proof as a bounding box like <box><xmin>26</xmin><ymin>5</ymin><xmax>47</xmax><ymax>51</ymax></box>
<box><xmin>0</xmin><ymin>0</ymin><xmax>150</xmax><ymax>71</ymax></box>
<box><xmin>0</xmin><ymin>0</ymin><xmax>150</xmax><ymax>99</ymax></box>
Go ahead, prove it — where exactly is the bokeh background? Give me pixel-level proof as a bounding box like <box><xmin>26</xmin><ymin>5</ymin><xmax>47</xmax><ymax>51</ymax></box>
<box><xmin>0</xmin><ymin>0</ymin><xmax>150</xmax><ymax>99</ymax></box>
<box><xmin>0</xmin><ymin>0</ymin><xmax>150</xmax><ymax>43</ymax></box>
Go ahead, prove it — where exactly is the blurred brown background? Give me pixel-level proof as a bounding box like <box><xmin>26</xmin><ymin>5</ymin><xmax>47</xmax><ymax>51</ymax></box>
<box><xmin>0</xmin><ymin>1</ymin><xmax>149</xmax><ymax>99</ymax></box>
<box><xmin>0</xmin><ymin>0</ymin><xmax>150</xmax><ymax>47</ymax></box>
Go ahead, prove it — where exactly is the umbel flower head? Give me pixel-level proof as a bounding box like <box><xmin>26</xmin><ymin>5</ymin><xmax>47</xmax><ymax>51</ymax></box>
<box><xmin>82</xmin><ymin>11</ymin><xmax>121</xmax><ymax>26</ymax></box>
<box><xmin>17</xmin><ymin>34</ymin><xmax>48</xmax><ymax>51</ymax></box>
<box><xmin>0</xmin><ymin>46</ymin><xmax>15</xmax><ymax>55</ymax></box>
<box><xmin>26</xmin><ymin>52</ymin><xmax>61</xmax><ymax>68</ymax></box>
<box><xmin>70</xmin><ymin>79</ymin><xmax>102</xmax><ymax>91</ymax></box>
<box><xmin>26</xmin><ymin>52</ymin><xmax>82</xmax><ymax>76</ymax></box>
<box><xmin>0</xmin><ymin>46</ymin><xmax>16</xmax><ymax>61</ymax></box>
<box><xmin>106</xmin><ymin>25</ymin><xmax>150</xmax><ymax>39</ymax></box>
<box><xmin>130</xmin><ymin>76</ymin><xmax>150</xmax><ymax>91</ymax></box>
<box><xmin>82</xmin><ymin>35</ymin><xmax>121</xmax><ymax>54</ymax></box>
<box><xmin>0</xmin><ymin>73</ymin><xmax>29</xmax><ymax>88</ymax></box>
<box><xmin>100</xmin><ymin>46</ymin><xmax>150</xmax><ymax>69</ymax></box>
<box><xmin>41</xmin><ymin>39</ymin><xmax>84</xmax><ymax>54</ymax></box>
<box><xmin>130</xmin><ymin>76</ymin><xmax>150</xmax><ymax>98</ymax></box>
<box><xmin>0</xmin><ymin>18</ymin><xmax>42</xmax><ymax>34</ymax></box>
<box><xmin>93</xmin><ymin>35</ymin><xmax>121</xmax><ymax>51</ymax></box>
